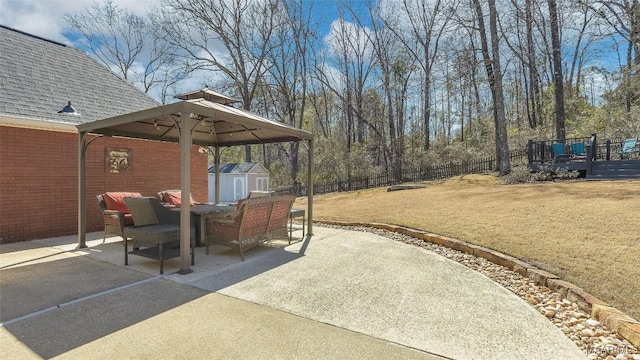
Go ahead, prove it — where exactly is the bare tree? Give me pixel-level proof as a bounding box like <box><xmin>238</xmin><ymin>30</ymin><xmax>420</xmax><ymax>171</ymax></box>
<box><xmin>353</xmin><ymin>1</ymin><xmax>415</xmax><ymax>171</ymax></box>
<box><xmin>589</xmin><ymin>0</ymin><xmax>640</xmax><ymax>112</ymax></box>
<box><xmin>471</xmin><ymin>0</ymin><xmax>510</xmax><ymax>175</ymax></box>
<box><xmin>161</xmin><ymin>0</ymin><xmax>284</xmax><ymax>161</ymax></box>
<box><xmin>384</xmin><ymin>0</ymin><xmax>455</xmax><ymax>152</ymax></box>
<box><xmin>65</xmin><ymin>0</ymin><xmax>187</xmax><ymax>103</ymax></box>
<box><xmin>548</xmin><ymin>0</ymin><xmax>567</xmax><ymax>141</ymax></box>
<box><xmin>262</xmin><ymin>0</ymin><xmax>317</xmax><ymax>192</ymax></box>
<box><xmin>315</xmin><ymin>14</ymin><xmax>379</xmax><ymax>149</ymax></box>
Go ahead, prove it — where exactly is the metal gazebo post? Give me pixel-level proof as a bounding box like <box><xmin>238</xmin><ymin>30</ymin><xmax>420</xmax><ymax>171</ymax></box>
<box><xmin>178</xmin><ymin>109</ymin><xmax>194</xmax><ymax>274</ymax></box>
<box><xmin>78</xmin><ymin>131</ymin><xmax>88</xmax><ymax>249</ymax></box>
<box><xmin>307</xmin><ymin>139</ymin><xmax>313</xmax><ymax>236</ymax></box>
<box><xmin>215</xmin><ymin>145</ymin><xmax>221</xmax><ymax>204</ymax></box>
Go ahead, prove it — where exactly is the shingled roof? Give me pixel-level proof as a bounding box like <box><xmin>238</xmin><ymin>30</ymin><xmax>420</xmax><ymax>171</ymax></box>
<box><xmin>0</xmin><ymin>25</ymin><xmax>159</xmax><ymax>129</ymax></box>
<box><xmin>208</xmin><ymin>163</ymin><xmax>269</xmax><ymax>174</ymax></box>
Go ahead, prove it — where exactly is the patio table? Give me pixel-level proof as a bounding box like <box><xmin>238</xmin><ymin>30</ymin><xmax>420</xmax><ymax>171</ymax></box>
<box><xmin>171</xmin><ymin>204</ymin><xmax>235</xmax><ymax>247</ymax></box>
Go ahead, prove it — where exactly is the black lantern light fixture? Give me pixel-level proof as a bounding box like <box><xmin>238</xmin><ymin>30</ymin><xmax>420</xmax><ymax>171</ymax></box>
<box><xmin>58</xmin><ymin>101</ymin><xmax>80</xmax><ymax>116</ymax></box>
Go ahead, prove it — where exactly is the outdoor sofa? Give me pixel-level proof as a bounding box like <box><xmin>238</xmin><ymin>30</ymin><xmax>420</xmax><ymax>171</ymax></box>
<box><xmin>205</xmin><ymin>194</ymin><xmax>295</xmax><ymax>260</ymax></box>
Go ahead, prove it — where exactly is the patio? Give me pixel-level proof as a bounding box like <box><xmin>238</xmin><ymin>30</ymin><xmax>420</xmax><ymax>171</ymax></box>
<box><xmin>0</xmin><ymin>228</ymin><xmax>586</xmax><ymax>360</ymax></box>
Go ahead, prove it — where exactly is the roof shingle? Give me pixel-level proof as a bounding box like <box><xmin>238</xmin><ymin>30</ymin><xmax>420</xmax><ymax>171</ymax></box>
<box><xmin>0</xmin><ymin>25</ymin><xmax>159</xmax><ymax>126</ymax></box>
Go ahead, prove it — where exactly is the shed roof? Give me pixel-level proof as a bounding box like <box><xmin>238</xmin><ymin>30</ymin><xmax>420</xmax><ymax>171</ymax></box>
<box><xmin>0</xmin><ymin>25</ymin><xmax>158</xmax><ymax>127</ymax></box>
<box><xmin>208</xmin><ymin>163</ymin><xmax>269</xmax><ymax>174</ymax></box>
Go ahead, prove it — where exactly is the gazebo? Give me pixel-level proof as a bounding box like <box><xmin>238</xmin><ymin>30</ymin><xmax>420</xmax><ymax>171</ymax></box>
<box><xmin>76</xmin><ymin>88</ymin><xmax>314</xmax><ymax>274</ymax></box>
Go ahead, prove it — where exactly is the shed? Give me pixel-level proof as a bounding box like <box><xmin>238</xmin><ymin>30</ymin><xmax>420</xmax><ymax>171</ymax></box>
<box><xmin>208</xmin><ymin>163</ymin><xmax>270</xmax><ymax>203</ymax></box>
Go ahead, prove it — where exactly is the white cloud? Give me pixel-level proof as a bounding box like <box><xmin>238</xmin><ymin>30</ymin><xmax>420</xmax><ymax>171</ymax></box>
<box><xmin>324</xmin><ymin>18</ymin><xmax>373</xmax><ymax>61</ymax></box>
<box><xmin>0</xmin><ymin>0</ymin><xmax>159</xmax><ymax>43</ymax></box>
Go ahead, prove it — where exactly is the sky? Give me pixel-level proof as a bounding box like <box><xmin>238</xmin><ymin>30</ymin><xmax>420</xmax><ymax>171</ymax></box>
<box><xmin>0</xmin><ymin>0</ymin><xmax>345</xmax><ymax>45</ymax></box>
<box><xmin>0</xmin><ymin>0</ymin><xmax>159</xmax><ymax>44</ymax></box>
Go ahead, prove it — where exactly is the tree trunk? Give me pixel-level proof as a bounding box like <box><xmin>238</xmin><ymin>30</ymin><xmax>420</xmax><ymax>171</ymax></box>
<box><xmin>548</xmin><ymin>0</ymin><xmax>566</xmax><ymax>142</ymax></box>
<box><xmin>525</xmin><ymin>0</ymin><xmax>539</xmax><ymax>128</ymax></box>
<box><xmin>472</xmin><ymin>0</ymin><xmax>501</xmax><ymax>170</ymax></box>
<box><xmin>488</xmin><ymin>0</ymin><xmax>511</xmax><ymax>175</ymax></box>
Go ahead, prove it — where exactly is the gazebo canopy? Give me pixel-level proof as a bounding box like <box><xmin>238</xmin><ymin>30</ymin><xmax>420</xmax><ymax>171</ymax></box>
<box><xmin>77</xmin><ymin>96</ymin><xmax>313</xmax><ymax>146</ymax></box>
<box><xmin>76</xmin><ymin>89</ymin><xmax>314</xmax><ymax>274</ymax></box>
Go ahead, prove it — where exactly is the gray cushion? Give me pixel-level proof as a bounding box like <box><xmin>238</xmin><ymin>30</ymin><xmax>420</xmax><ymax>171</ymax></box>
<box><xmin>124</xmin><ymin>197</ymin><xmax>158</xmax><ymax>226</ymax></box>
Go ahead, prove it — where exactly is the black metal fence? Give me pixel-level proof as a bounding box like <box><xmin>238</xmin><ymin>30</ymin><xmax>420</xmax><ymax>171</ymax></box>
<box><xmin>276</xmin><ymin>149</ymin><xmax>528</xmax><ymax>197</ymax></box>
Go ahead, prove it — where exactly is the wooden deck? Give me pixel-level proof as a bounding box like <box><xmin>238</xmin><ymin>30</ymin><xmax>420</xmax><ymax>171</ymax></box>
<box><xmin>527</xmin><ymin>135</ymin><xmax>640</xmax><ymax>180</ymax></box>
<box><xmin>587</xmin><ymin>159</ymin><xmax>640</xmax><ymax>180</ymax></box>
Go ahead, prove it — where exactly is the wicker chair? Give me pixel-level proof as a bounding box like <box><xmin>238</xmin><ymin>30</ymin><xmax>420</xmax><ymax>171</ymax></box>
<box><xmin>123</xmin><ymin>197</ymin><xmax>196</xmax><ymax>274</ymax></box>
<box><xmin>96</xmin><ymin>192</ymin><xmax>142</xmax><ymax>243</ymax></box>
<box><xmin>205</xmin><ymin>195</ymin><xmax>295</xmax><ymax>260</ymax></box>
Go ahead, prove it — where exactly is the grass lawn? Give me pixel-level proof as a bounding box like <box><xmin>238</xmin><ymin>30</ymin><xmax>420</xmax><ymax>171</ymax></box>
<box><xmin>295</xmin><ymin>175</ymin><xmax>640</xmax><ymax>321</ymax></box>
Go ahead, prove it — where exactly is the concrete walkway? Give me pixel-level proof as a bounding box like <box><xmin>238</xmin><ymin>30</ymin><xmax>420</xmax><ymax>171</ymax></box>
<box><xmin>0</xmin><ymin>226</ymin><xmax>586</xmax><ymax>359</ymax></box>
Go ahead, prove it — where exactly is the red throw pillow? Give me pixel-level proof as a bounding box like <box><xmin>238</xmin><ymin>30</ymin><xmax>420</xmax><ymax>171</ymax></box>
<box><xmin>163</xmin><ymin>191</ymin><xmax>195</xmax><ymax>206</ymax></box>
<box><xmin>104</xmin><ymin>192</ymin><xmax>142</xmax><ymax>213</ymax></box>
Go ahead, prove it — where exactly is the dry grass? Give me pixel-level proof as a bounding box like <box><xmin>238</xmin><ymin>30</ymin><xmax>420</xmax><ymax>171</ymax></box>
<box><xmin>296</xmin><ymin>175</ymin><xmax>640</xmax><ymax>320</ymax></box>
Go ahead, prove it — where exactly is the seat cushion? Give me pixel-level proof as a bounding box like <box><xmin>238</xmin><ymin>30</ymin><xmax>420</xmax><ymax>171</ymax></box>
<box><xmin>163</xmin><ymin>191</ymin><xmax>195</xmax><ymax>206</ymax></box>
<box><xmin>103</xmin><ymin>192</ymin><xmax>142</xmax><ymax>213</ymax></box>
<box><xmin>124</xmin><ymin>214</ymin><xmax>135</xmax><ymax>226</ymax></box>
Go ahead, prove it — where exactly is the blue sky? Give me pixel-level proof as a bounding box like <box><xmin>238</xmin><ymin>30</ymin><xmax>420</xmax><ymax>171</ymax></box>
<box><xmin>0</xmin><ymin>0</ymin><xmax>351</xmax><ymax>45</ymax></box>
<box><xmin>0</xmin><ymin>0</ymin><xmax>619</xmax><ymax>103</ymax></box>
<box><xmin>0</xmin><ymin>0</ymin><xmax>155</xmax><ymax>43</ymax></box>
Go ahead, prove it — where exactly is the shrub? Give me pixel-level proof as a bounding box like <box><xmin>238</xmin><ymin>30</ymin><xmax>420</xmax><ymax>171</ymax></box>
<box><xmin>501</xmin><ymin>165</ymin><xmax>580</xmax><ymax>184</ymax></box>
<box><xmin>501</xmin><ymin>166</ymin><xmax>533</xmax><ymax>184</ymax></box>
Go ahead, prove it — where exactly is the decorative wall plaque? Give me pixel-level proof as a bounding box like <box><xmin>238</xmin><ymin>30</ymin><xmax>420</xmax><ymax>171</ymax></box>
<box><xmin>105</xmin><ymin>148</ymin><xmax>132</xmax><ymax>173</ymax></box>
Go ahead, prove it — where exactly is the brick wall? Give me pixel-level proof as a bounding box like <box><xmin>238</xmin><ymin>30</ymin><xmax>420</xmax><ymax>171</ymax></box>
<box><xmin>0</xmin><ymin>125</ymin><xmax>209</xmax><ymax>243</ymax></box>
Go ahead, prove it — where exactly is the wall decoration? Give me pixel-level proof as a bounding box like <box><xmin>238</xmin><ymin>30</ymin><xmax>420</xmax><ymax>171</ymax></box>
<box><xmin>105</xmin><ymin>148</ymin><xmax>132</xmax><ymax>173</ymax></box>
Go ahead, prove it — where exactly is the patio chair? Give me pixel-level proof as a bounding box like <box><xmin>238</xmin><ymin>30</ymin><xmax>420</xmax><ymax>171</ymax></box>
<box><xmin>123</xmin><ymin>197</ymin><xmax>195</xmax><ymax>274</ymax></box>
<box><xmin>96</xmin><ymin>192</ymin><xmax>142</xmax><ymax>243</ymax></box>
<box><xmin>620</xmin><ymin>138</ymin><xmax>638</xmax><ymax>159</ymax></box>
<box><xmin>551</xmin><ymin>143</ymin><xmax>567</xmax><ymax>160</ymax></box>
<box><xmin>570</xmin><ymin>142</ymin><xmax>586</xmax><ymax>157</ymax></box>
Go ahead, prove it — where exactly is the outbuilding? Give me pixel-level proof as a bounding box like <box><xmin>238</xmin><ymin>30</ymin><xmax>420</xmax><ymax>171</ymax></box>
<box><xmin>208</xmin><ymin>163</ymin><xmax>270</xmax><ymax>203</ymax></box>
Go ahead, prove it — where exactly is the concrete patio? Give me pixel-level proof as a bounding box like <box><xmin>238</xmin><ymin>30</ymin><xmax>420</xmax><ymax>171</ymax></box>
<box><xmin>0</xmin><ymin>226</ymin><xmax>586</xmax><ymax>359</ymax></box>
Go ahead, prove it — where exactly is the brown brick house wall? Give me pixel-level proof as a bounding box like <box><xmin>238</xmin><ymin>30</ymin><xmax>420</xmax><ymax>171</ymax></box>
<box><xmin>0</xmin><ymin>125</ymin><xmax>209</xmax><ymax>243</ymax></box>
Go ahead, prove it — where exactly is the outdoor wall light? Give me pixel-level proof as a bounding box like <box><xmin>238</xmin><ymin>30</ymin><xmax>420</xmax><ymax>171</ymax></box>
<box><xmin>58</xmin><ymin>101</ymin><xmax>80</xmax><ymax>116</ymax></box>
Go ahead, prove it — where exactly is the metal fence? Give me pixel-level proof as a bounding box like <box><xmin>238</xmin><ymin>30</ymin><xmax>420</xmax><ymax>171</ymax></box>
<box><xmin>275</xmin><ymin>149</ymin><xmax>528</xmax><ymax>197</ymax></box>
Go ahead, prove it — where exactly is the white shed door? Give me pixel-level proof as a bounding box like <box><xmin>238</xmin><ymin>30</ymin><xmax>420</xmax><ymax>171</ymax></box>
<box><xmin>234</xmin><ymin>176</ymin><xmax>246</xmax><ymax>201</ymax></box>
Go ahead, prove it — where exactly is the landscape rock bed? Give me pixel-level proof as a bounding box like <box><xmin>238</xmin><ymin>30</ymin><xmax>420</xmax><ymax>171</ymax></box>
<box><xmin>318</xmin><ymin>223</ymin><xmax>639</xmax><ymax>360</ymax></box>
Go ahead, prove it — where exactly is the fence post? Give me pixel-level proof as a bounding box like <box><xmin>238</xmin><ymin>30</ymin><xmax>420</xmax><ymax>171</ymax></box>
<box><xmin>605</xmin><ymin>140</ymin><xmax>611</xmax><ymax>161</ymax></box>
<box><xmin>586</xmin><ymin>145</ymin><xmax>592</xmax><ymax>176</ymax></box>
<box><xmin>527</xmin><ymin>140</ymin><xmax>533</xmax><ymax>164</ymax></box>
<box><xmin>540</xmin><ymin>141</ymin><xmax>546</xmax><ymax>162</ymax></box>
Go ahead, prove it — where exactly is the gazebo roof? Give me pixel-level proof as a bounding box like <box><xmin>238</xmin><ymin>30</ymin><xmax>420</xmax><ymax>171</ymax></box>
<box><xmin>76</xmin><ymin>98</ymin><xmax>312</xmax><ymax>147</ymax></box>
<box><xmin>174</xmin><ymin>87</ymin><xmax>240</xmax><ymax>105</ymax></box>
